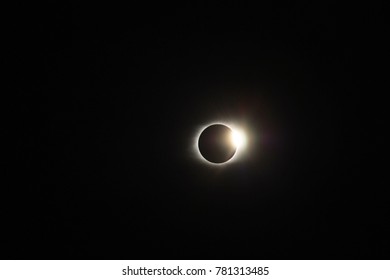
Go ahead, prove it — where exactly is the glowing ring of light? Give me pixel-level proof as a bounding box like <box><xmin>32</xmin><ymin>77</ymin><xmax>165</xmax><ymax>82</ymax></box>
<box><xmin>193</xmin><ymin>122</ymin><xmax>247</xmax><ymax>165</ymax></box>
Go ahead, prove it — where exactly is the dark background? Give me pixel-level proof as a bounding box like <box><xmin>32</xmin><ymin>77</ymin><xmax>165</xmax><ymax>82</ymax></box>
<box><xmin>4</xmin><ymin>2</ymin><xmax>387</xmax><ymax>259</ymax></box>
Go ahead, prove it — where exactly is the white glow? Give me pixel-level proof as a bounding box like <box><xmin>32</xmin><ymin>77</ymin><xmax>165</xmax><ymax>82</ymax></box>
<box><xmin>231</xmin><ymin>129</ymin><xmax>246</xmax><ymax>149</ymax></box>
<box><xmin>193</xmin><ymin>121</ymin><xmax>248</xmax><ymax>166</ymax></box>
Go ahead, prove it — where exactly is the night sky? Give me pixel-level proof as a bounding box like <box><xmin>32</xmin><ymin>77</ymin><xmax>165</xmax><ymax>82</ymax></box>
<box><xmin>5</xmin><ymin>2</ymin><xmax>387</xmax><ymax>259</ymax></box>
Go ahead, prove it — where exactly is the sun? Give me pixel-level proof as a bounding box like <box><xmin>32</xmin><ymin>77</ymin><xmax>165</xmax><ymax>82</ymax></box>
<box><xmin>193</xmin><ymin>121</ymin><xmax>248</xmax><ymax>165</ymax></box>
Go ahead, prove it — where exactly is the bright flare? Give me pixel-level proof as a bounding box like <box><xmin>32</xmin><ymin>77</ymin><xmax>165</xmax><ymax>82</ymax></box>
<box><xmin>231</xmin><ymin>129</ymin><xmax>246</xmax><ymax>149</ymax></box>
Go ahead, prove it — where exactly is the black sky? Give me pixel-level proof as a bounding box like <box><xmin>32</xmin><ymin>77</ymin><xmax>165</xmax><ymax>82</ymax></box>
<box><xmin>4</xmin><ymin>2</ymin><xmax>388</xmax><ymax>259</ymax></box>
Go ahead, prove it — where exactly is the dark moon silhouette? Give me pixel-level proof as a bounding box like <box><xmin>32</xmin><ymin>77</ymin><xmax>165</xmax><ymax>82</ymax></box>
<box><xmin>198</xmin><ymin>124</ymin><xmax>236</xmax><ymax>163</ymax></box>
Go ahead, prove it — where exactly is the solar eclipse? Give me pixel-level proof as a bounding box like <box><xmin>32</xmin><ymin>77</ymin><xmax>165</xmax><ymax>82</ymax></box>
<box><xmin>195</xmin><ymin>123</ymin><xmax>247</xmax><ymax>165</ymax></box>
